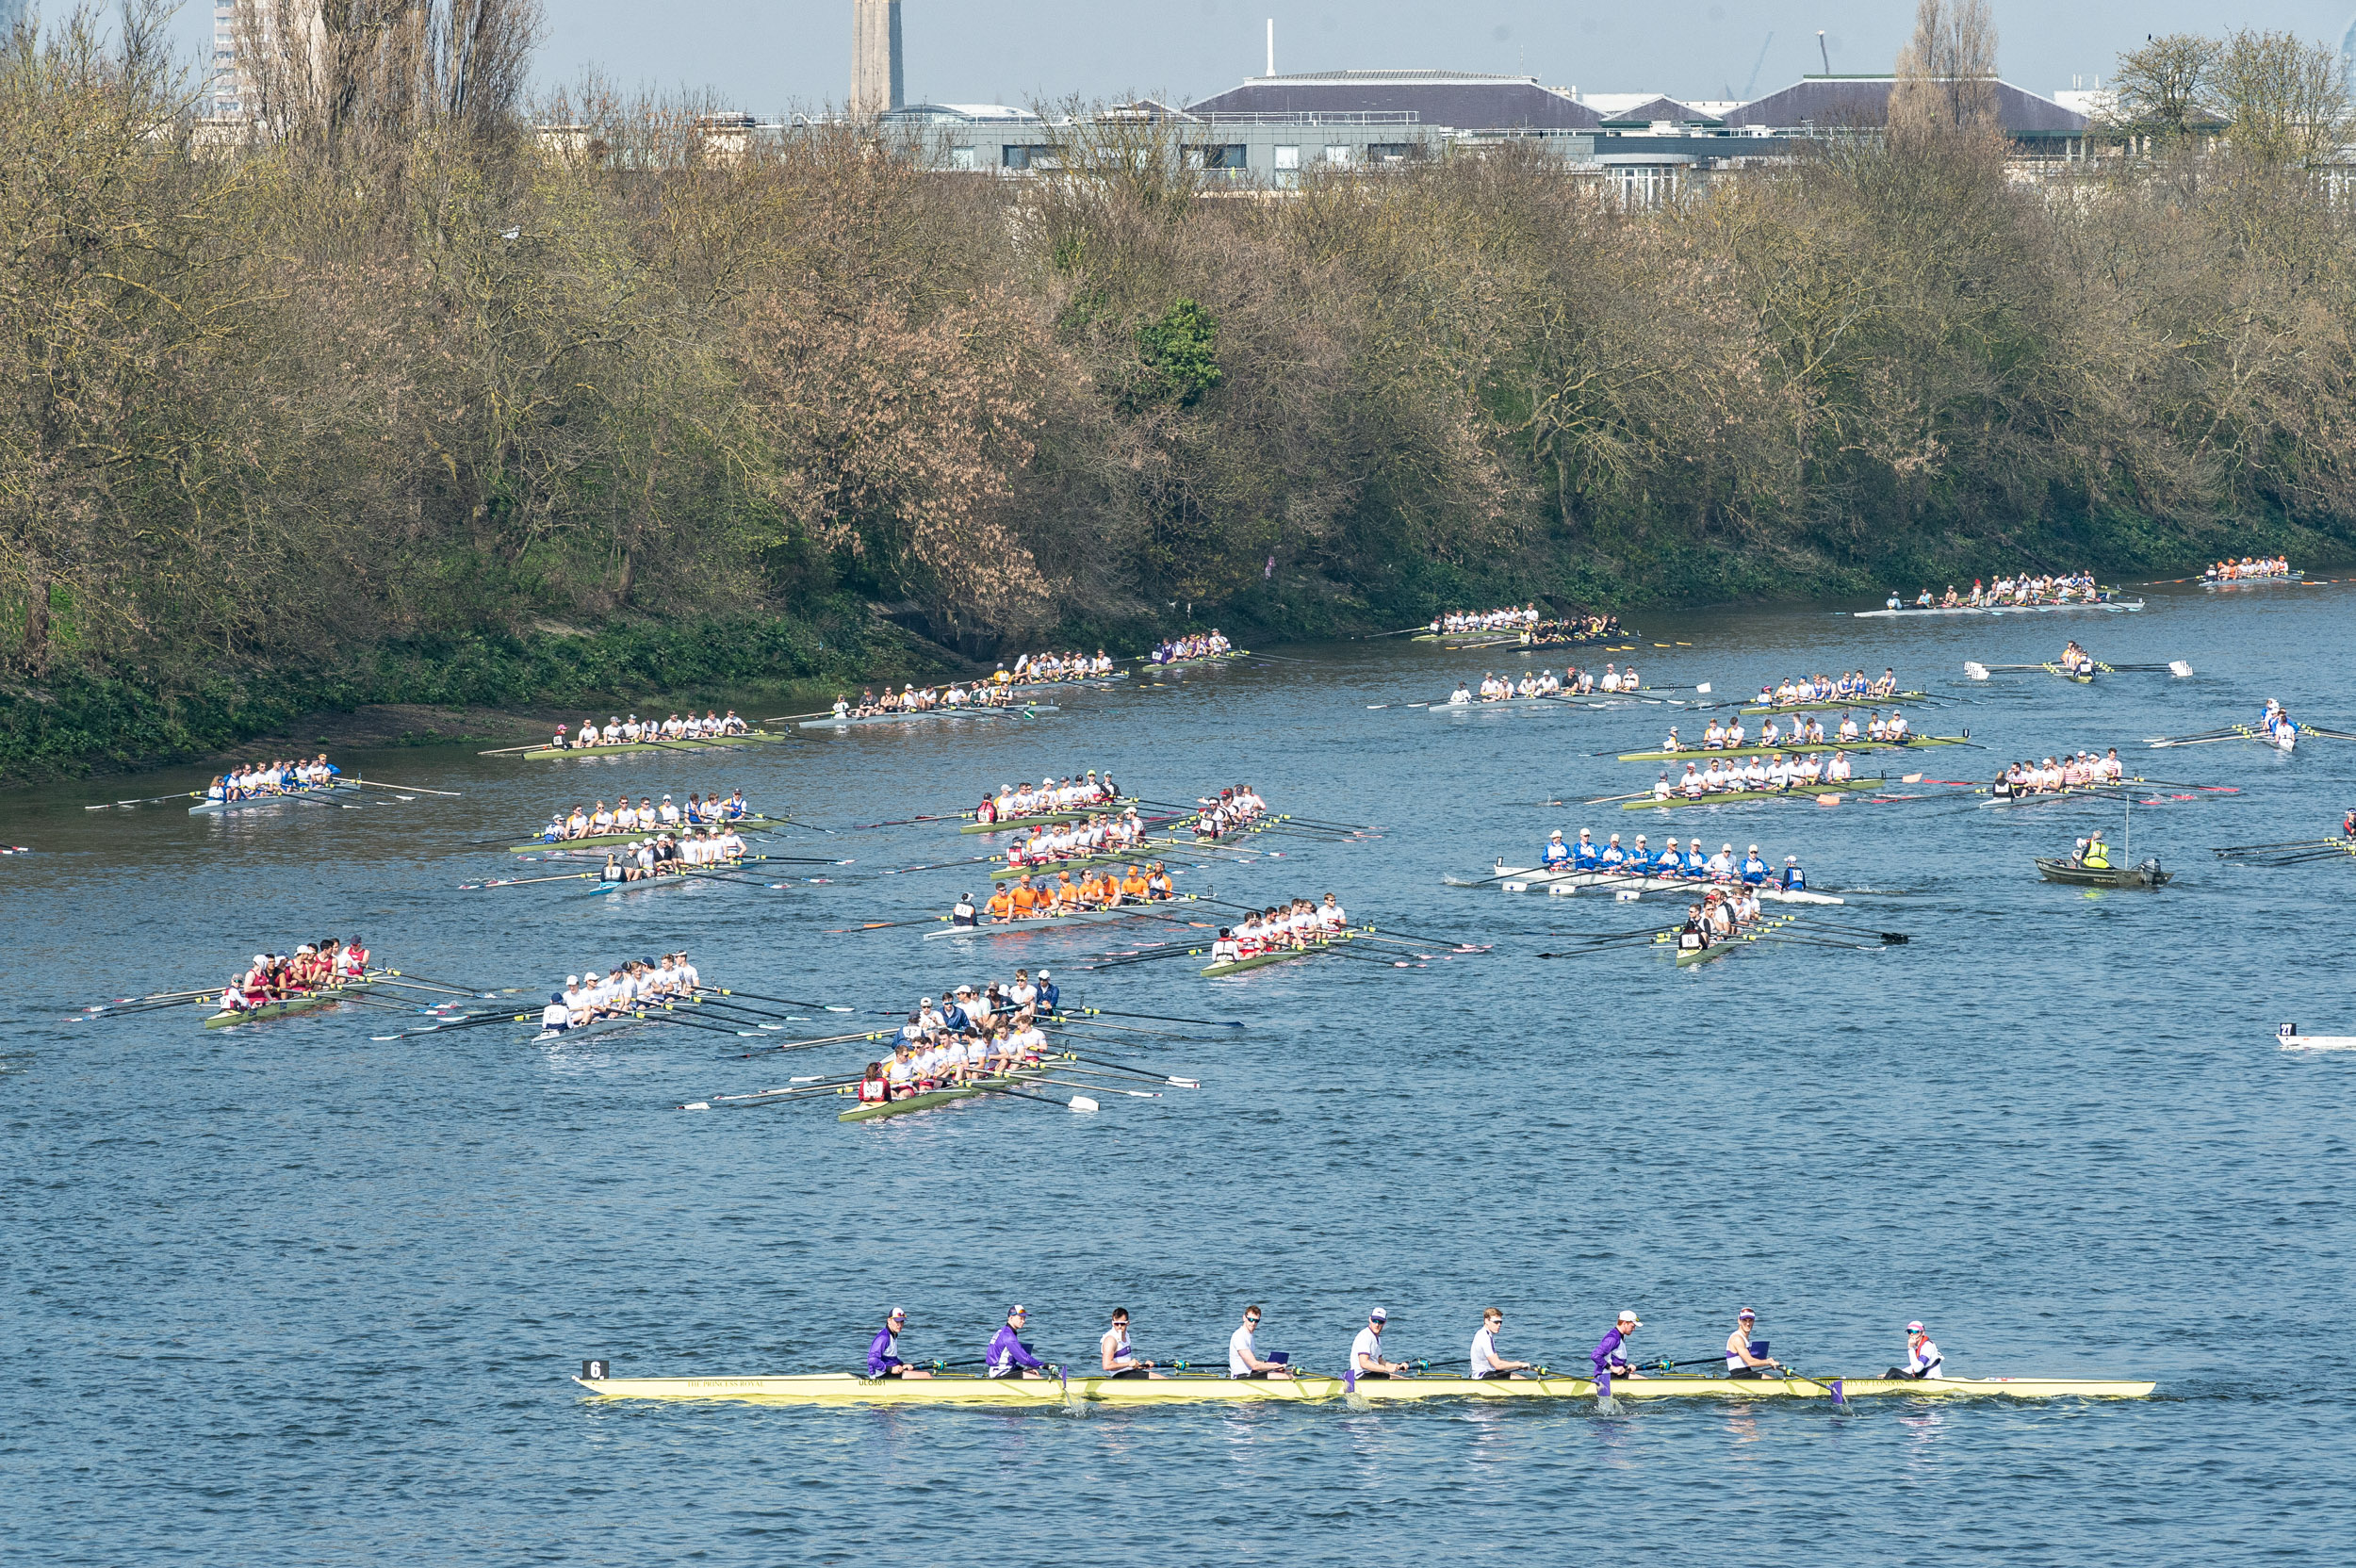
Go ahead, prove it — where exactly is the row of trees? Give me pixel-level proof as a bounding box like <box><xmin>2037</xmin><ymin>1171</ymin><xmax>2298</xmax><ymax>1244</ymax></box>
<box><xmin>2</xmin><ymin>3</ymin><xmax>2352</xmax><ymax>702</ymax></box>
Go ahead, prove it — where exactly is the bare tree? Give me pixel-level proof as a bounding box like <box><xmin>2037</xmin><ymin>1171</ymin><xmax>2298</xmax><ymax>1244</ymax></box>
<box><xmin>1889</xmin><ymin>0</ymin><xmax>1999</xmax><ymax>137</ymax></box>
<box><xmin>229</xmin><ymin>0</ymin><xmax>538</xmax><ymax>150</ymax></box>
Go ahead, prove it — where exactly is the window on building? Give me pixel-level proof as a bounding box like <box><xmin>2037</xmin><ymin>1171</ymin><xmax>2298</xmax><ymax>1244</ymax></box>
<box><xmin>1273</xmin><ymin>145</ymin><xmax>1301</xmax><ymax>170</ymax></box>
<box><xmin>1324</xmin><ymin>144</ymin><xmax>1352</xmax><ymax>165</ymax></box>
<box><xmin>1185</xmin><ymin>143</ymin><xmax>1249</xmax><ymax>170</ymax></box>
<box><xmin>1364</xmin><ymin>143</ymin><xmax>1416</xmax><ymax>164</ymax></box>
<box><xmin>949</xmin><ymin>146</ymin><xmax>976</xmax><ymax>170</ymax></box>
<box><xmin>1002</xmin><ymin>145</ymin><xmax>1060</xmax><ymax>171</ymax></box>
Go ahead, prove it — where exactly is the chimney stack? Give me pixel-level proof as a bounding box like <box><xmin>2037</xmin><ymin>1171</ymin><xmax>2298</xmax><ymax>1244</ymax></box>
<box><xmin>852</xmin><ymin>0</ymin><xmax>905</xmax><ymax>117</ymax></box>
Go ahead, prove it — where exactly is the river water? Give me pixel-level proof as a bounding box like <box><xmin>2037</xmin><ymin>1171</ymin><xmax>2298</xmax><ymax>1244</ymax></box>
<box><xmin>5</xmin><ymin>582</ymin><xmax>2353</xmax><ymax>1565</ymax></box>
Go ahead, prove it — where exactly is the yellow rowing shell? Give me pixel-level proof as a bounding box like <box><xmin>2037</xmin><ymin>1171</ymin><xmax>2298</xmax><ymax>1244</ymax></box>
<box><xmin>573</xmin><ymin>1370</ymin><xmax>2154</xmax><ymax>1405</ymax></box>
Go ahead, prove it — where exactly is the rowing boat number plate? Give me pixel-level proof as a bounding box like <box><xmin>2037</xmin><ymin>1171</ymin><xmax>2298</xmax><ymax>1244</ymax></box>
<box><xmin>582</xmin><ymin>1360</ymin><xmax>610</xmax><ymax>1380</ymax></box>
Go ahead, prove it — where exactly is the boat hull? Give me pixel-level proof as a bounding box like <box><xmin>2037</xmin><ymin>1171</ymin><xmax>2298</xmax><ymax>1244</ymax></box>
<box><xmin>2035</xmin><ymin>857</ymin><xmax>2170</xmax><ymax>889</ymax></box>
<box><xmin>572</xmin><ymin>1370</ymin><xmax>2152</xmax><ymax>1406</ymax></box>
<box><xmin>961</xmin><ymin>809</ymin><xmax>1099</xmax><ymax>836</ymax></box>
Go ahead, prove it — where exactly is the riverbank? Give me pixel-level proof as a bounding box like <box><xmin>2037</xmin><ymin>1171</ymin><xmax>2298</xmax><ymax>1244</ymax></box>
<box><xmin>0</xmin><ymin>613</ymin><xmax>954</xmax><ymax>785</ymax></box>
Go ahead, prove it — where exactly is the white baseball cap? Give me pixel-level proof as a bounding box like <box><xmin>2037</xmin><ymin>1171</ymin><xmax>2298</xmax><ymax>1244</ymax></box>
<box><xmin>1618</xmin><ymin>1311</ymin><xmax>1642</xmax><ymax>1325</ymax></box>
<box><xmin>1906</xmin><ymin>1320</ymin><xmax>1925</xmax><ymax>1332</ymax></box>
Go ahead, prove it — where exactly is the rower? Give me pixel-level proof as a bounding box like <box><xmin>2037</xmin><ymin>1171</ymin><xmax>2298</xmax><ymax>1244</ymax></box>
<box><xmin>1725</xmin><ymin>1308</ymin><xmax>1782</xmax><ymax>1378</ymax></box>
<box><xmin>1542</xmin><ymin>830</ymin><xmax>1572</xmax><ymax>868</ymax></box>
<box><xmin>1571</xmin><ymin>828</ymin><xmax>1599</xmax><ymax>870</ymax></box>
<box><xmin>1100</xmin><ymin>1308</ymin><xmax>1160</xmax><ymax>1378</ymax></box>
<box><xmin>1598</xmin><ymin>833</ymin><xmax>1627</xmax><ymax>870</ymax></box>
<box><xmin>1740</xmin><ymin>844</ymin><xmax>1769</xmax><ymax>885</ymax></box>
<box><xmin>1470</xmin><ymin>1307</ymin><xmax>1532</xmax><ymax>1380</ymax></box>
<box><xmin>869</xmin><ymin>1307</ymin><xmax>929</xmax><ymax>1379</ymax></box>
<box><xmin>1592</xmin><ymin>1311</ymin><xmax>1644</xmax><ymax>1381</ymax></box>
<box><xmin>987</xmin><ymin>1306</ymin><xmax>1051</xmax><ymax>1379</ymax></box>
<box><xmin>1886</xmin><ymin>1320</ymin><xmax>1944</xmax><ymax>1380</ymax></box>
<box><xmin>1350</xmin><ymin>1308</ymin><xmax>1408</xmax><ymax>1380</ymax></box>
<box><xmin>1230</xmin><ymin>1306</ymin><xmax>1292</xmax><ymax>1378</ymax></box>
<box><xmin>951</xmin><ymin>891</ymin><xmax>978</xmax><ymax>928</ymax></box>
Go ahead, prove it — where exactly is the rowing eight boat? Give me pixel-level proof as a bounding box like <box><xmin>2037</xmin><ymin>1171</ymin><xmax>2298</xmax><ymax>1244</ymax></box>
<box><xmin>960</xmin><ymin>808</ymin><xmax>1122</xmax><ymax>836</ymax></box>
<box><xmin>1669</xmin><ymin>914</ymin><xmax>1795</xmax><ymax>967</ymax></box>
<box><xmin>1471</xmin><ymin>865</ymin><xmax>1844</xmax><ymax>905</ymax></box>
<box><xmin>1853</xmin><ymin>600</ymin><xmax>2144</xmax><ymax>618</ymax></box>
<box><xmin>1618</xmin><ymin>735</ymin><xmax>1966</xmax><ymax>763</ymax></box>
<box><xmin>204</xmin><ymin>980</ymin><xmax>372</xmax><ymax>1028</ymax></box>
<box><xmin>1741</xmin><ymin>692</ymin><xmax>1927</xmax><ymax>714</ymax></box>
<box><xmin>922</xmin><ymin>895</ymin><xmax>1203</xmax><ymax>939</ymax></box>
<box><xmin>509</xmin><ymin>816</ymin><xmax>784</xmax><ymax>853</ymax></box>
<box><xmin>189</xmin><ymin>781</ymin><xmax>362</xmax><ymax>816</ymax></box>
<box><xmin>1201</xmin><ymin>936</ymin><xmax>1351</xmax><ymax>977</ymax></box>
<box><xmin>518</xmin><ymin>732</ymin><xmax>779</xmax><ymax>760</ymax></box>
<box><xmin>1625</xmin><ymin>778</ymin><xmax>1887</xmax><ymax>810</ymax></box>
<box><xmin>839</xmin><ymin>1075</ymin><xmax>1023</xmax><ymax>1122</ymax></box>
<box><xmin>572</xmin><ymin>1368</ymin><xmax>2153</xmax><ymax>1405</ymax></box>
<box><xmin>801</xmin><ymin>705</ymin><xmax>1058</xmax><ymax>730</ymax></box>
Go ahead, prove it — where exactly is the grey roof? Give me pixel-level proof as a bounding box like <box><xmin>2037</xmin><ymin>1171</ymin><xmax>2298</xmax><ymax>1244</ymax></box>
<box><xmin>1186</xmin><ymin>71</ymin><xmax>1602</xmax><ymax>131</ymax></box>
<box><xmin>1595</xmin><ymin>95</ymin><xmax>1724</xmax><ymax>126</ymax></box>
<box><xmin>1726</xmin><ymin>76</ymin><xmax>2088</xmax><ymax>136</ymax></box>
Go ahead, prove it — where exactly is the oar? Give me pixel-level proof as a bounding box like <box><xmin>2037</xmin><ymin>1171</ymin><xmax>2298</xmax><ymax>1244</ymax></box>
<box><xmin>86</xmin><ymin>789</ymin><xmax>202</xmax><ymax>809</ymax></box>
<box><xmin>1058</xmin><ymin>1052</ymin><xmax>1203</xmax><ymax>1087</ymax></box>
<box><xmin>347</xmin><ymin>777</ymin><xmax>463</xmax><ymax>796</ymax></box>
<box><xmin>1067</xmin><ymin>1006</ymin><xmax>1244</xmax><ymax>1028</ymax></box>
<box><xmin>697</xmin><ymin>985</ymin><xmax>854</xmax><ymax>1012</ymax></box>
<box><xmin>726</xmin><ymin>1030</ymin><xmax>893</xmax><ymax>1059</ymax></box>
<box><xmin>462</xmin><ymin>869</ymin><xmax>602</xmax><ymax>890</ymax></box>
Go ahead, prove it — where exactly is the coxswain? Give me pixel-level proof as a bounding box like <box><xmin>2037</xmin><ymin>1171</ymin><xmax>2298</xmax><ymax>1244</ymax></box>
<box><xmin>1678</xmin><ymin>903</ymin><xmax>1710</xmax><ymax>953</ymax></box>
<box><xmin>597</xmin><ymin>853</ymin><xmax>625</xmax><ymax>883</ymax></box>
<box><xmin>1886</xmin><ymin>1320</ymin><xmax>1944</xmax><ymax>1380</ymax></box>
<box><xmin>1099</xmin><ymin>1308</ymin><xmax>1161</xmax><ymax>1378</ymax></box>
<box><xmin>1350</xmin><ymin>1308</ymin><xmax>1408</xmax><ymax>1380</ymax></box>
<box><xmin>951</xmin><ymin>891</ymin><xmax>978</xmax><ymax>928</ymax></box>
<box><xmin>1035</xmin><ymin>970</ymin><xmax>1059</xmax><ymax>1014</ymax></box>
<box><xmin>987</xmin><ymin>1306</ymin><xmax>1052</xmax><ymax>1379</ymax></box>
<box><xmin>1229</xmin><ymin>1305</ymin><xmax>1292</xmax><ymax>1378</ymax></box>
<box><xmin>1592</xmin><ymin>1311</ymin><xmax>1644</xmax><ymax>1381</ymax></box>
<box><xmin>869</xmin><ymin>1307</ymin><xmax>929</xmax><ymax>1378</ymax></box>
<box><xmin>1779</xmin><ymin>855</ymin><xmax>1807</xmax><ymax>891</ymax></box>
<box><xmin>1542</xmin><ymin>830</ymin><xmax>1572</xmax><ymax>868</ymax></box>
<box><xmin>1470</xmin><ymin>1307</ymin><xmax>1532</xmax><ymax>1380</ymax></box>
<box><xmin>539</xmin><ymin>992</ymin><xmax>570</xmax><ymax>1036</ymax></box>
<box><xmin>1725</xmin><ymin>1308</ymin><xmax>1782</xmax><ymax>1378</ymax></box>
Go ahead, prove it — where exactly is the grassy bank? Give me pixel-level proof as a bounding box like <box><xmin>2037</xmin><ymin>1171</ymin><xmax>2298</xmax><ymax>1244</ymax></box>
<box><xmin>0</xmin><ymin>612</ymin><xmax>949</xmax><ymax>784</ymax></box>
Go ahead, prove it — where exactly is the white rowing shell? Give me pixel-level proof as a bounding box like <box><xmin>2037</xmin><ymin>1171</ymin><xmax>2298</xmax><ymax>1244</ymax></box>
<box><xmin>2280</xmin><ymin>1025</ymin><xmax>2356</xmax><ymax>1051</ymax></box>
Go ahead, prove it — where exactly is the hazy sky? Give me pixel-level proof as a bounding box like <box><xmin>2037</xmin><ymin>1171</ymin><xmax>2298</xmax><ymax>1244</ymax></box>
<box><xmin>169</xmin><ymin>2</ymin><xmax>2356</xmax><ymax>111</ymax></box>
